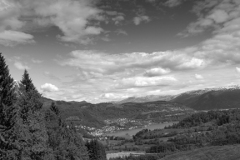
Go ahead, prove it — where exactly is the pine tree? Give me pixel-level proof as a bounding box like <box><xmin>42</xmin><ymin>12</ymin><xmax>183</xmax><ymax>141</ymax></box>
<box><xmin>18</xmin><ymin>70</ymin><xmax>50</xmax><ymax>160</ymax></box>
<box><xmin>20</xmin><ymin>70</ymin><xmax>36</xmax><ymax>92</ymax></box>
<box><xmin>45</xmin><ymin>103</ymin><xmax>89</xmax><ymax>160</ymax></box>
<box><xmin>0</xmin><ymin>53</ymin><xmax>20</xmax><ymax>160</ymax></box>
<box><xmin>86</xmin><ymin>139</ymin><xmax>106</xmax><ymax>160</ymax></box>
<box><xmin>67</xmin><ymin>123</ymin><xmax>89</xmax><ymax>160</ymax></box>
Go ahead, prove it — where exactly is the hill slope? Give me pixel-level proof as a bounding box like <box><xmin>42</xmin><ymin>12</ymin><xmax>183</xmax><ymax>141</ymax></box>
<box><xmin>42</xmin><ymin>98</ymin><xmax>192</xmax><ymax>128</ymax></box>
<box><xmin>171</xmin><ymin>87</ymin><xmax>240</xmax><ymax>110</ymax></box>
<box><xmin>116</xmin><ymin>95</ymin><xmax>175</xmax><ymax>104</ymax></box>
<box><xmin>161</xmin><ymin>145</ymin><xmax>240</xmax><ymax>160</ymax></box>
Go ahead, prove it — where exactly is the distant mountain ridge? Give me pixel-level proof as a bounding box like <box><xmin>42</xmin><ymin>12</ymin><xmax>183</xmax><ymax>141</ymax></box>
<box><xmin>13</xmin><ymin>80</ymin><xmax>240</xmax><ymax>126</ymax></box>
<box><xmin>171</xmin><ymin>85</ymin><xmax>240</xmax><ymax>110</ymax></box>
<box><xmin>116</xmin><ymin>85</ymin><xmax>240</xmax><ymax>110</ymax></box>
<box><xmin>41</xmin><ymin>97</ymin><xmax>192</xmax><ymax>128</ymax></box>
<box><xmin>115</xmin><ymin>95</ymin><xmax>176</xmax><ymax>104</ymax></box>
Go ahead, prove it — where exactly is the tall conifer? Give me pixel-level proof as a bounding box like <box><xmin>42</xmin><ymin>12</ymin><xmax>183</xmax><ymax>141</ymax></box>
<box><xmin>0</xmin><ymin>53</ymin><xmax>19</xmax><ymax>159</ymax></box>
<box><xmin>45</xmin><ymin>103</ymin><xmax>89</xmax><ymax>160</ymax></box>
<box><xmin>86</xmin><ymin>140</ymin><xmax>106</xmax><ymax>160</ymax></box>
<box><xmin>18</xmin><ymin>70</ymin><xmax>49</xmax><ymax>160</ymax></box>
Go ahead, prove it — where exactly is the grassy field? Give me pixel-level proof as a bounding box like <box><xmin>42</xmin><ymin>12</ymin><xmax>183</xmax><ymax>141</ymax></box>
<box><xmin>161</xmin><ymin>145</ymin><xmax>240</xmax><ymax>160</ymax></box>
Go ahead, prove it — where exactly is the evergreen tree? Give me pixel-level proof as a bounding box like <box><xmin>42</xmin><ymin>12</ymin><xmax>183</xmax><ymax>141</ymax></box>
<box><xmin>67</xmin><ymin>123</ymin><xmax>89</xmax><ymax>160</ymax></box>
<box><xmin>18</xmin><ymin>70</ymin><xmax>50</xmax><ymax>160</ymax></box>
<box><xmin>45</xmin><ymin>103</ymin><xmax>89</xmax><ymax>160</ymax></box>
<box><xmin>86</xmin><ymin>139</ymin><xmax>107</xmax><ymax>160</ymax></box>
<box><xmin>20</xmin><ymin>70</ymin><xmax>36</xmax><ymax>92</ymax></box>
<box><xmin>0</xmin><ymin>53</ymin><xmax>20</xmax><ymax>159</ymax></box>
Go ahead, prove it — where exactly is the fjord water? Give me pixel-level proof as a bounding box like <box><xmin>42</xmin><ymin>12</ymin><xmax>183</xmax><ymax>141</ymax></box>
<box><xmin>105</xmin><ymin>122</ymin><xmax>177</xmax><ymax>137</ymax></box>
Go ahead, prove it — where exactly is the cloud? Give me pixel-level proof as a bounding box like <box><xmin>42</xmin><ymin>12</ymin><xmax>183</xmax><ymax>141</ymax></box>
<box><xmin>164</xmin><ymin>0</ymin><xmax>183</xmax><ymax>8</ymax></box>
<box><xmin>0</xmin><ymin>0</ymin><xmax>104</xmax><ymax>44</ymax></box>
<box><xmin>146</xmin><ymin>0</ymin><xmax>156</xmax><ymax>2</ymax></box>
<box><xmin>112</xmin><ymin>15</ymin><xmax>125</xmax><ymax>25</ymax></box>
<box><xmin>60</xmin><ymin>50</ymin><xmax>206</xmax><ymax>77</ymax></box>
<box><xmin>180</xmin><ymin>0</ymin><xmax>240</xmax><ymax>36</ymax></box>
<box><xmin>44</xmin><ymin>71</ymin><xmax>60</xmax><ymax>81</ymax></box>
<box><xmin>0</xmin><ymin>0</ymin><xmax>14</xmax><ymax>11</ymax></box>
<box><xmin>115</xmin><ymin>29</ymin><xmax>128</xmax><ymax>36</ymax></box>
<box><xmin>14</xmin><ymin>61</ymin><xmax>30</xmax><ymax>70</ymax></box>
<box><xmin>104</xmin><ymin>11</ymin><xmax>125</xmax><ymax>25</ymax></box>
<box><xmin>0</xmin><ymin>30</ymin><xmax>34</xmax><ymax>46</ymax></box>
<box><xmin>195</xmin><ymin>74</ymin><xmax>204</xmax><ymax>80</ymax></box>
<box><xmin>41</xmin><ymin>83</ymin><xmax>59</xmax><ymax>92</ymax></box>
<box><xmin>56</xmin><ymin>0</ymin><xmax>240</xmax><ymax>102</ymax></box>
<box><xmin>100</xmin><ymin>93</ymin><xmax>128</xmax><ymax>100</ymax></box>
<box><xmin>144</xmin><ymin>68</ymin><xmax>171</xmax><ymax>77</ymax></box>
<box><xmin>105</xmin><ymin>11</ymin><xmax>119</xmax><ymax>16</ymax></box>
<box><xmin>236</xmin><ymin>67</ymin><xmax>240</xmax><ymax>73</ymax></box>
<box><xmin>119</xmin><ymin>76</ymin><xmax>177</xmax><ymax>87</ymax></box>
<box><xmin>133</xmin><ymin>15</ymin><xmax>150</xmax><ymax>25</ymax></box>
<box><xmin>31</xmin><ymin>59</ymin><xmax>43</xmax><ymax>64</ymax></box>
<box><xmin>37</xmin><ymin>0</ymin><xmax>240</xmax><ymax>103</ymax></box>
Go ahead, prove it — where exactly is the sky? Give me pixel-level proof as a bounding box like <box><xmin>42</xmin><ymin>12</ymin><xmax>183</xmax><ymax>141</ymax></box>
<box><xmin>1</xmin><ymin>0</ymin><xmax>240</xmax><ymax>103</ymax></box>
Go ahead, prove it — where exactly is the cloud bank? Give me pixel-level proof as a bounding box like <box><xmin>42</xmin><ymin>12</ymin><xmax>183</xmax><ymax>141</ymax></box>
<box><xmin>52</xmin><ymin>0</ymin><xmax>240</xmax><ymax>103</ymax></box>
<box><xmin>0</xmin><ymin>0</ymin><xmax>104</xmax><ymax>45</ymax></box>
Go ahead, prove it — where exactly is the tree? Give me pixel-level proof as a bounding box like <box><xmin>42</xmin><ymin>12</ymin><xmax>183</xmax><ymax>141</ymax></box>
<box><xmin>86</xmin><ymin>139</ymin><xmax>106</xmax><ymax>160</ymax></box>
<box><xmin>45</xmin><ymin>103</ymin><xmax>89</xmax><ymax>160</ymax></box>
<box><xmin>0</xmin><ymin>53</ymin><xmax>20</xmax><ymax>160</ymax></box>
<box><xmin>20</xmin><ymin>70</ymin><xmax>36</xmax><ymax>92</ymax></box>
<box><xmin>18</xmin><ymin>70</ymin><xmax>50</xmax><ymax>160</ymax></box>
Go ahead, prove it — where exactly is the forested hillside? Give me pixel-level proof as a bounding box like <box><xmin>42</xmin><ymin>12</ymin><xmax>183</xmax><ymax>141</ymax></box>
<box><xmin>0</xmin><ymin>53</ymin><xmax>105</xmax><ymax>160</ymax></box>
<box><xmin>109</xmin><ymin>108</ymin><xmax>240</xmax><ymax>160</ymax></box>
<box><xmin>171</xmin><ymin>88</ymin><xmax>240</xmax><ymax>110</ymax></box>
<box><xmin>42</xmin><ymin>98</ymin><xmax>192</xmax><ymax>128</ymax></box>
<box><xmin>161</xmin><ymin>145</ymin><xmax>240</xmax><ymax>160</ymax></box>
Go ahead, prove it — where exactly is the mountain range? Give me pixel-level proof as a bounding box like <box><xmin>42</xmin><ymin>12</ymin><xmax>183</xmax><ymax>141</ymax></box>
<box><xmin>117</xmin><ymin>85</ymin><xmax>240</xmax><ymax>110</ymax></box>
<box><xmin>13</xmin><ymin>81</ymin><xmax>240</xmax><ymax>128</ymax></box>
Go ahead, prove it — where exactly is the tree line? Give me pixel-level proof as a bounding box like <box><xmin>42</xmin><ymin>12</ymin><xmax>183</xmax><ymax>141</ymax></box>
<box><xmin>0</xmin><ymin>53</ymin><xmax>106</xmax><ymax>160</ymax></box>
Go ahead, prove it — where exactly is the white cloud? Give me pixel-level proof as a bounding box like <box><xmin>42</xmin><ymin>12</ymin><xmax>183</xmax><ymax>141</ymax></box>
<box><xmin>181</xmin><ymin>0</ymin><xmax>240</xmax><ymax>36</ymax></box>
<box><xmin>41</xmin><ymin>83</ymin><xmax>59</xmax><ymax>92</ymax></box>
<box><xmin>105</xmin><ymin>11</ymin><xmax>125</xmax><ymax>25</ymax></box>
<box><xmin>112</xmin><ymin>15</ymin><xmax>125</xmax><ymax>25</ymax></box>
<box><xmin>0</xmin><ymin>0</ymin><xmax>104</xmax><ymax>44</ymax></box>
<box><xmin>164</xmin><ymin>0</ymin><xmax>183</xmax><ymax>8</ymax></box>
<box><xmin>57</xmin><ymin>0</ymin><xmax>240</xmax><ymax>102</ymax></box>
<box><xmin>0</xmin><ymin>0</ymin><xmax>14</xmax><ymax>11</ymax></box>
<box><xmin>208</xmin><ymin>10</ymin><xmax>229</xmax><ymax>23</ymax></box>
<box><xmin>34</xmin><ymin>0</ymin><xmax>240</xmax><ymax>103</ymax></box>
<box><xmin>195</xmin><ymin>74</ymin><xmax>204</xmax><ymax>80</ymax></box>
<box><xmin>236</xmin><ymin>67</ymin><xmax>240</xmax><ymax>73</ymax></box>
<box><xmin>14</xmin><ymin>62</ymin><xmax>30</xmax><ymax>70</ymax></box>
<box><xmin>133</xmin><ymin>15</ymin><xmax>150</xmax><ymax>25</ymax></box>
<box><xmin>119</xmin><ymin>76</ymin><xmax>177</xmax><ymax>87</ymax></box>
<box><xmin>44</xmin><ymin>71</ymin><xmax>60</xmax><ymax>81</ymax></box>
<box><xmin>144</xmin><ymin>68</ymin><xmax>171</xmax><ymax>77</ymax></box>
<box><xmin>115</xmin><ymin>29</ymin><xmax>128</xmax><ymax>36</ymax></box>
<box><xmin>100</xmin><ymin>93</ymin><xmax>128</xmax><ymax>100</ymax></box>
<box><xmin>0</xmin><ymin>30</ymin><xmax>34</xmax><ymax>46</ymax></box>
<box><xmin>31</xmin><ymin>59</ymin><xmax>43</xmax><ymax>64</ymax></box>
<box><xmin>60</xmin><ymin>50</ymin><xmax>206</xmax><ymax>77</ymax></box>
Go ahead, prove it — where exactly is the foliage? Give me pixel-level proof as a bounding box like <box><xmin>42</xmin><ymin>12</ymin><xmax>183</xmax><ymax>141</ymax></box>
<box><xmin>167</xmin><ymin>109</ymin><xmax>240</xmax><ymax>129</ymax></box>
<box><xmin>0</xmin><ymin>53</ymin><xmax>91</xmax><ymax>160</ymax></box>
<box><xmin>45</xmin><ymin>102</ymin><xmax>89</xmax><ymax>160</ymax></box>
<box><xmin>0</xmin><ymin>53</ymin><xmax>19</xmax><ymax>159</ymax></box>
<box><xmin>17</xmin><ymin>70</ymin><xmax>50</xmax><ymax>159</ymax></box>
<box><xmin>86</xmin><ymin>139</ymin><xmax>107</xmax><ymax>160</ymax></box>
<box><xmin>109</xmin><ymin>154</ymin><xmax>165</xmax><ymax>160</ymax></box>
